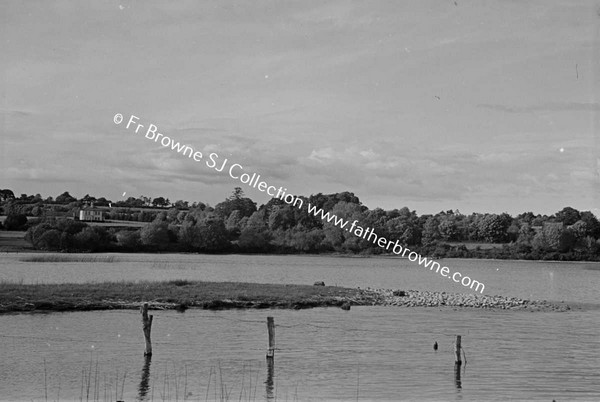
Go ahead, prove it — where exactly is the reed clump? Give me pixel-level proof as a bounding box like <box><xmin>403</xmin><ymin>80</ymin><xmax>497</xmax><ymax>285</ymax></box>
<box><xmin>20</xmin><ymin>255</ymin><xmax>117</xmax><ymax>263</ymax></box>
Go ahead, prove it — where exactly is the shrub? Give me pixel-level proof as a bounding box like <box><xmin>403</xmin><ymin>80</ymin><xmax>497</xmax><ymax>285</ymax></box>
<box><xmin>3</xmin><ymin>213</ymin><xmax>28</xmax><ymax>230</ymax></box>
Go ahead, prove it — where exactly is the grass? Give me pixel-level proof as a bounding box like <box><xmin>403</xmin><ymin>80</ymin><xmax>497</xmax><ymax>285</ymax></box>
<box><xmin>19</xmin><ymin>254</ymin><xmax>117</xmax><ymax>263</ymax></box>
<box><xmin>0</xmin><ymin>280</ymin><xmax>380</xmax><ymax>313</ymax></box>
<box><xmin>0</xmin><ymin>230</ymin><xmax>31</xmax><ymax>251</ymax></box>
<box><xmin>40</xmin><ymin>357</ymin><xmax>282</xmax><ymax>402</ymax></box>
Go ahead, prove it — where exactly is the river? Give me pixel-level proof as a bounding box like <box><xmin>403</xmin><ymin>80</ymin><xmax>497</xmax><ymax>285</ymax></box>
<box><xmin>0</xmin><ymin>253</ymin><xmax>599</xmax><ymax>401</ymax></box>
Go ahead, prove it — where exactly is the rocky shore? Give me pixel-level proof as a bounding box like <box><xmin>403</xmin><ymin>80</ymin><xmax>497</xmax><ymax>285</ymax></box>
<box><xmin>358</xmin><ymin>288</ymin><xmax>571</xmax><ymax>312</ymax></box>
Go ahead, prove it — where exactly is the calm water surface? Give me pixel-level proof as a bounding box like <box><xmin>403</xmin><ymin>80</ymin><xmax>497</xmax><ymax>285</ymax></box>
<box><xmin>0</xmin><ymin>253</ymin><xmax>599</xmax><ymax>401</ymax></box>
<box><xmin>1</xmin><ymin>252</ymin><xmax>599</xmax><ymax>303</ymax></box>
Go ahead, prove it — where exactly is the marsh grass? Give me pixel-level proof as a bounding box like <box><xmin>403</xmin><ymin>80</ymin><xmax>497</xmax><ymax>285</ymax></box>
<box><xmin>41</xmin><ymin>358</ymin><xmax>274</xmax><ymax>401</ymax></box>
<box><xmin>20</xmin><ymin>255</ymin><xmax>117</xmax><ymax>263</ymax></box>
<box><xmin>0</xmin><ymin>280</ymin><xmax>368</xmax><ymax>313</ymax></box>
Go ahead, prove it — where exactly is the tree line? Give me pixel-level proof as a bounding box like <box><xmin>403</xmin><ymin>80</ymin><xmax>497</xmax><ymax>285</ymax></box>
<box><xmin>1</xmin><ymin>187</ymin><xmax>599</xmax><ymax>260</ymax></box>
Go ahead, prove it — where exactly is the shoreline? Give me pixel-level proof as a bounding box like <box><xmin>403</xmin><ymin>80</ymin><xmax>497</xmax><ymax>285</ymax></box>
<box><xmin>0</xmin><ymin>280</ymin><xmax>574</xmax><ymax>314</ymax></box>
<box><xmin>1</xmin><ymin>249</ymin><xmax>600</xmax><ymax>265</ymax></box>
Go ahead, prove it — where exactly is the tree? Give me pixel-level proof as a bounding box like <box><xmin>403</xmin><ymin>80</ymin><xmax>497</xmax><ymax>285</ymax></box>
<box><xmin>478</xmin><ymin>213</ymin><xmax>512</xmax><ymax>243</ymax></box>
<box><xmin>0</xmin><ymin>189</ymin><xmax>15</xmax><ymax>202</ymax></box>
<box><xmin>140</xmin><ymin>221</ymin><xmax>170</xmax><ymax>249</ymax></box>
<box><xmin>178</xmin><ymin>220</ymin><xmax>203</xmax><ymax>250</ymax></box>
<box><xmin>81</xmin><ymin>194</ymin><xmax>97</xmax><ymax>203</ymax></box>
<box><xmin>3</xmin><ymin>213</ymin><xmax>28</xmax><ymax>230</ymax></box>
<box><xmin>422</xmin><ymin>217</ymin><xmax>441</xmax><ymax>246</ymax></box>
<box><xmin>289</xmin><ymin>228</ymin><xmax>326</xmax><ymax>252</ymax></box>
<box><xmin>55</xmin><ymin>219</ymin><xmax>87</xmax><ymax>235</ymax></box>
<box><xmin>74</xmin><ymin>226</ymin><xmax>111</xmax><ymax>251</ymax></box>
<box><xmin>166</xmin><ymin>208</ymin><xmax>180</xmax><ymax>223</ymax></box>
<box><xmin>178</xmin><ymin>214</ymin><xmax>229</xmax><ymax>252</ymax></box>
<box><xmin>238</xmin><ymin>211</ymin><xmax>271</xmax><ymax>251</ymax></box>
<box><xmin>438</xmin><ymin>215</ymin><xmax>459</xmax><ymax>241</ymax></box>
<box><xmin>116</xmin><ymin>230</ymin><xmax>141</xmax><ymax>249</ymax></box>
<box><xmin>267</xmin><ymin>205</ymin><xmax>296</xmax><ymax>231</ymax></box>
<box><xmin>95</xmin><ymin>197</ymin><xmax>111</xmax><ymax>206</ymax></box>
<box><xmin>569</xmin><ymin>220</ymin><xmax>588</xmax><ymax>242</ymax></box>
<box><xmin>196</xmin><ymin>215</ymin><xmax>230</xmax><ymax>251</ymax></box>
<box><xmin>152</xmin><ymin>197</ymin><xmax>169</xmax><ymax>207</ymax></box>
<box><xmin>385</xmin><ymin>207</ymin><xmax>421</xmax><ymax>246</ymax></box>
<box><xmin>516</xmin><ymin>223</ymin><xmax>536</xmax><ymax>246</ymax></box>
<box><xmin>229</xmin><ymin>187</ymin><xmax>245</xmax><ymax>200</ymax></box>
<box><xmin>517</xmin><ymin>212</ymin><xmax>536</xmax><ymax>224</ymax></box>
<box><xmin>55</xmin><ymin>191</ymin><xmax>77</xmax><ymax>204</ymax></box>
<box><xmin>532</xmin><ymin>222</ymin><xmax>574</xmax><ymax>253</ymax></box>
<box><xmin>580</xmin><ymin>211</ymin><xmax>600</xmax><ymax>238</ymax></box>
<box><xmin>225</xmin><ymin>210</ymin><xmax>243</xmax><ymax>238</ymax></box>
<box><xmin>37</xmin><ymin>229</ymin><xmax>61</xmax><ymax>250</ymax></box>
<box><xmin>190</xmin><ymin>201</ymin><xmax>207</xmax><ymax>210</ymax></box>
<box><xmin>555</xmin><ymin>207</ymin><xmax>581</xmax><ymax>226</ymax></box>
<box><xmin>173</xmin><ymin>200</ymin><xmax>189</xmax><ymax>209</ymax></box>
<box><xmin>214</xmin><ymin>188</ymin><xmax>257</xmax><ymax>219</ymax></box>
<box><xmin>321</xmin><ymin>201</ymin><xmax>363</xmax><ymax>252</ymax></box>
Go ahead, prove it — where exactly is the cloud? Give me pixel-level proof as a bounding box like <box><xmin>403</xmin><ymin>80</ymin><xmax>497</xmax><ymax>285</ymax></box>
<box><xmin>0</xmin><ymin>109</ymin><xmax>32</xmax><ymax>117</ymax></box>
<box><xmin>478</xmin><ymin>102</ymin><xmax>600</xmax><ymax>113</ymax></box>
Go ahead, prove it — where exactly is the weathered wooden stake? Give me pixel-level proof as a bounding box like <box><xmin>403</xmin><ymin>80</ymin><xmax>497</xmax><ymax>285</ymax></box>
<box><xmin>454</xmin><ymin>361</ymin><xmax>462</xmax><ymax>389</ymax></box>
<box><xmin>454</xmin><ymin>335</ymin><xmax>462</xmax><ymax>365</ymax></box>
<box><xmin>265</xmin><ymin>353</ymin><xmax>275</xmax><ymax>399</ymax></box>
<box><xmin>266</xmin><ymin>316</ymin><xmax>275</xmax><ymax>359</ymax></box>
<box><xmin>141</xmin><ymin>302</ymin><xmax>153</xmax><ymax>356</ymax></box>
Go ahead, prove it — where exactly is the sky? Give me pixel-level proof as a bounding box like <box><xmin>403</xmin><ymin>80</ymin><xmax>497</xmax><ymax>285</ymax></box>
<box><xmin>1</xmin><ymin>0</ymin><xmax>599</xmax><ymax>216</ymax></box>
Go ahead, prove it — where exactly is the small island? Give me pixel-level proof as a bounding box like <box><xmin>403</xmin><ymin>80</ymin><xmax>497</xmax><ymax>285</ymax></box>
<box><xmin>0</xmin><ymin>280</ymin><xmax>571</xmax><ymax>314</ymax></box>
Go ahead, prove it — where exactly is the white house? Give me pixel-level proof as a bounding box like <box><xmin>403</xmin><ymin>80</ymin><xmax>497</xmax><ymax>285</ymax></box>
<box><xmin>79</xmin><ymin>205</ymin><xmax>104</xmax><ymax>222</ymax></box>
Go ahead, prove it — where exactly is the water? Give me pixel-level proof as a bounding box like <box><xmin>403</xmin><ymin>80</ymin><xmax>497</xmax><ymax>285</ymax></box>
<box><xmin>1</xmin><ymin>253</ymin><xmax>599</xmax><ymax>401</ymax></box>
<box><xmin>1</xmin><ymin>252</ymin><xmax>599</xmax><ymax>303</ymax></box>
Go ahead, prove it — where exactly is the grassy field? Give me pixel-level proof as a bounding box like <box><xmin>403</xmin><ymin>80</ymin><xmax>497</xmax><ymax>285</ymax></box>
<box><xmin>0</xmin><ymin>230</ymin><xmax>32</xmax><ymax>251</ymax></box>
<box><xmin>86</xmin><ymin>219</ymin><xmax>149</xmax><ymax>228</ymax></box>
<box><xmin>0</xmin><ymin>280</ymin><xmax>377</xmax><ymax>313</ymax></box>
<box><xmin>19</xmin><ymin>254</ymin><xmax>118</xmax><ymax>262</ymax></box>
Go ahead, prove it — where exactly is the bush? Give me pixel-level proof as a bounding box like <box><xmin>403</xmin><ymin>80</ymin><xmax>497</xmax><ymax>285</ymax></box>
<box><xmin>3</xmin><ymin>213</ymin><xmax>28</xmax><ymax>230</ymax></box>
<box><xmin>116</xmin><ymin>229</ymin><xmax>141</xmax><ymax>250</ymax></box>
<box><xmin>140</xmin><ymin>221</ymin><xmax>170</xmax><ymax>249</ymax></box>
<box><xmin>37</xmin><ymin>229</ymin><xmax>62</xmax><ymax>250</ymax></box>
<box><xmin>25</xmin><ymin>218</ymin><xmax>91</xmax><ymax>251</ymax></box>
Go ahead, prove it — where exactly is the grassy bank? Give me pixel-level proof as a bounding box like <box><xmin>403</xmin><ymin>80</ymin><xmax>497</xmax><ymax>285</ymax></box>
<box><xmin>0</xmin><ymin>280</ymin><xmax>381</xmax><ymax>313</ymax></box>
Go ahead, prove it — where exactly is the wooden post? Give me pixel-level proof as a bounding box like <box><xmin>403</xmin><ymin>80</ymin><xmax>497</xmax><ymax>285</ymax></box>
<box><xmin>266</xmin><ymin>316</ymin><xmax>275</xmax><ymax>359</ymax></box>
<box><xmin>138</xmin><ymin>355</ymin><xmax>152</xmax><ymax>399</ymax></box>
<box><xmin>454</xmin><ymin>361</ymin><xmax>462</xmax><ymax>389</ymax></box>
<box><xmin>454</xmin><ymin>335</ymin><xmax>462</xmax><ymax>365</ymax></box>
<box><xmin>265</xmin><ymin>353</ymin><xmax>275</xmax><ymax>399</ymax></box>
<box><xmin>141</xmin><ymin>302</ymin><xmax>153</xmax><ymax>356</ymax></box>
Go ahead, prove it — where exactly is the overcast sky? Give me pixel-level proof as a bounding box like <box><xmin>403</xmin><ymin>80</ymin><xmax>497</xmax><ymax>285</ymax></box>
<box><xmin>1</xmin><ymin>0</ymin><xmax>599</xmax><ymax>216</ymax></box>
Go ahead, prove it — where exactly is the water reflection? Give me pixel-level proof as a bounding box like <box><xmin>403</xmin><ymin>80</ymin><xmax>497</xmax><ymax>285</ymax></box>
<box><xmin>454</xmin><ymin>363</ymin><xmax>467</xmax><ymax>393</ymax></box>
<box><xmin>265</xmin><ymin>358</ymin><xmax>274</xmax><ymax>400</ymax></box>
<box><xmin>137</xmin><ymin>355</ymin><xmax>152</xmax><ymax>401</ymax></box>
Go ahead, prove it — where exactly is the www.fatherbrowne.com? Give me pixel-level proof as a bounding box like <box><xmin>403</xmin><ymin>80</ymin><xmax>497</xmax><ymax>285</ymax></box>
<box><xmin>115</xmin><ymin>112</ymin><xmax>485</xmax><ymax>294</ymax></box>
<box><xmin>307</xmin><ymin>204</ymin><xmax>485</xmax><ymax>294</ymax></box>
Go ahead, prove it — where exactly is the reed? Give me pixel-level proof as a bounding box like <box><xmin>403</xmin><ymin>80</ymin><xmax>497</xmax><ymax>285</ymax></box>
<box><xmin>20</xmin><ymin>254</ymin><xmax>117</xmax><ymax>263</ymax></box>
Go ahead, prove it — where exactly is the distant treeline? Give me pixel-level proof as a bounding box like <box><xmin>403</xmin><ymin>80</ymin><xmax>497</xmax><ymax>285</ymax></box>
<box><xmin>1</xmin><ymin>188</ymin><xmax>599</xmax><ymax>261</ymax></box>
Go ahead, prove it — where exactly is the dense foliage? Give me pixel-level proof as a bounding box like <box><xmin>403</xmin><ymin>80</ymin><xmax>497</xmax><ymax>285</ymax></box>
<box><xmin>2</xmin><ymin>187</ymin><xmax>599</xmax><ymax>260</ymax></box>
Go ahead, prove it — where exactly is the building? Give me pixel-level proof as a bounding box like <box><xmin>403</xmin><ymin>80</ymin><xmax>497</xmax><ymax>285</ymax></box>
<box><xmin>79</xmin><ymin>204</ymin><xmax>104</xmax><ymax>222</ymax></box>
